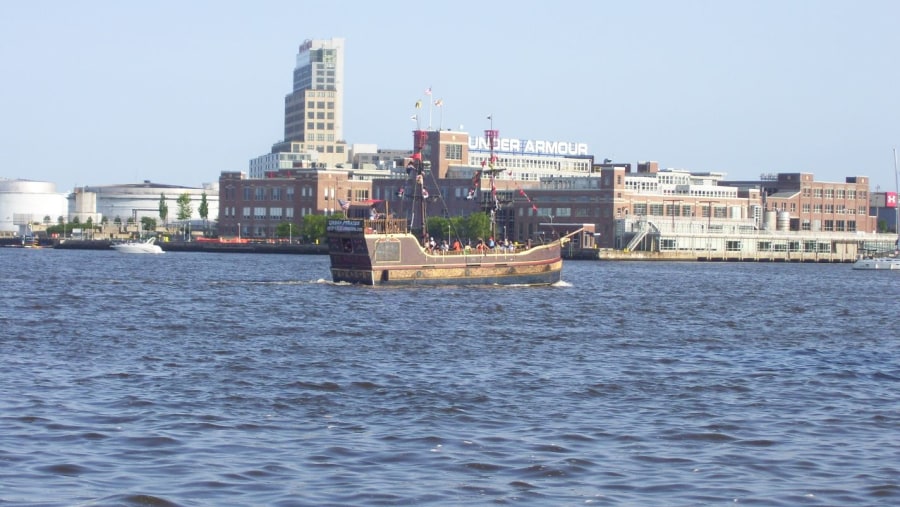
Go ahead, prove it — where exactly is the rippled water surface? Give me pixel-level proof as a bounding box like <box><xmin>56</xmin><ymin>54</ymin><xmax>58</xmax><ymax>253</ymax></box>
<box><xmin>1</xmin><ymin>248</ymin><xmax>898</xmax><ymax>506</ymax></box>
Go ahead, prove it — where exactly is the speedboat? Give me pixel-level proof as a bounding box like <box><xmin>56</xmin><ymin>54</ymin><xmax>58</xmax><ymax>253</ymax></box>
<box><xmin>111</xmin><ymin>237</ymin><xmax>164</xmax><ymax>254</ymax></box>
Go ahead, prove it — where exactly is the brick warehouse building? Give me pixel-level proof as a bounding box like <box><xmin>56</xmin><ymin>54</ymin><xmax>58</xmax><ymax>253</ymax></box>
<box><xmin>216</xmin><ymin>128</ymin><xmax>882</xmax><ymax>254</ymax></box>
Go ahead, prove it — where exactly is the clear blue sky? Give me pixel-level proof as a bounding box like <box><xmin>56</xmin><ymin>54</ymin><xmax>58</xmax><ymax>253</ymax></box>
<box><xmin>2</xmin><ymin>0</ymin><xmax>899</xmax><ymax>192</ymax></box>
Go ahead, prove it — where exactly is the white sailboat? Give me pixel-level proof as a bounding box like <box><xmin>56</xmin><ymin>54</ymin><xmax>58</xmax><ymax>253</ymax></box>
<box><xmin>852</xmin><ymin>148</ymin><xmax>899</xmax><ymax>270</ymax></box>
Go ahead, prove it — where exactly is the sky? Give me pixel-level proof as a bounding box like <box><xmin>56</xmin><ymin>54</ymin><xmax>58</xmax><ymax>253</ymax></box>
<box><xmin>2</xmin><ymin>0</ymin><xmax>899</xmax><ymax>193</ymax></box>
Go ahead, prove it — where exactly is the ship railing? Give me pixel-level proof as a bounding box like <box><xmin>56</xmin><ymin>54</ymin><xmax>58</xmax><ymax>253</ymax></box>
<box><xmin>364</xmin><ymin>217</ymin><xmax>407</xmax><ymax>234</ymax></box>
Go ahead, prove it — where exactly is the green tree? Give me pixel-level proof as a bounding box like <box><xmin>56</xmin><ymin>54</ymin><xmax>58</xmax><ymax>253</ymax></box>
<box><xmin>426</xmin><ymin>216</ymin><xmax>450</xmax><ymax>241</ymax></box>
<box><xmin>198</xmin><ymin>192</ymin><xmax>209</xmax><ymax>232</ymax></box>
<box><xmin>176</xmin><ymin>193</ymin><xmax>193</xmax><ymax>221</ymax></box>
<box><xmin>55</xmin><ymin>216</ymin><xmax>69</xmax><ymax>236</ymax></box>
<box><xmin>465</xmin><ymin>212</ymin><xmax>492</xmax><ymax>242</ymax></box>
<box><xmin>176</xmin><ymin>193</ymin><xmax>193</xmax><ymax>239</ymax></box>
<box><xmin>275</xmin><ymin>222</ymin><xmax>299</xmax><ymax>240</ymax></box>
<box><xmin>301</xmin><ymin>215</ymin><xmax>328</xmax><ymax>243</ymax></box>
<box><xmin>158</xmin><ymin>193</ymin><xmax>168</xmax><ymax>226</ymax></box>
<box><xmin>141</xmin><ymin>216</ymin><xmax>157</xmax><ymax>235</ymax></box>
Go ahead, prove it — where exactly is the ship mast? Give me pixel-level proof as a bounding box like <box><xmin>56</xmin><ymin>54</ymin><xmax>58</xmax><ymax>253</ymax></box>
<box><xmin>485</xmin><ymin>118</ymin><xmax>499</xmax><ymax>239</ymax></box>
<box><xmin>412</xmin><ymin>129</ymin><xmax>429</xmax><ymax>244</ymax></box>
<box><xmin>894</xmin><ymin>148</ymin><xmax>899</xmax><ymax>250</ymax></box>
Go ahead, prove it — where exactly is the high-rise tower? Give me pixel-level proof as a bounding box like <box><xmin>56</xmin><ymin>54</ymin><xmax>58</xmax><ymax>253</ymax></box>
<box><xmin>272</xmin><ymin>38</ymin><xmax>346</xmax><ymax>166</ymax></box>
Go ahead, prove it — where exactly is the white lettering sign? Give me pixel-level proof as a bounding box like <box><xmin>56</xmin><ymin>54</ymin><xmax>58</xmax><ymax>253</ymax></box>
<box><xmin>469</xmin><ymin>136</ymin><xmax>588</xmax><ymax>156</ymax></box>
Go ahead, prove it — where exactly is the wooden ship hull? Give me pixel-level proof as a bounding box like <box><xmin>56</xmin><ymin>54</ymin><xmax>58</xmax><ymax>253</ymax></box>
<box><xmin>326</xmin><ymin>218</ymin><xmax>564</xmax><ymax>286</ymax></box>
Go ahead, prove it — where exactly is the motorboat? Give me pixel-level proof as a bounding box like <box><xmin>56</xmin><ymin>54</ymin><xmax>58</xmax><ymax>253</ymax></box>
<box><xmin>852</xmin><ymin>255</ymin><xmax>900</xmax><ymax>270</ymax></box>
<box><xmin>111</xmin><ymin>237</ymin><xmax>164</xmax><ymax>254</ymax></box>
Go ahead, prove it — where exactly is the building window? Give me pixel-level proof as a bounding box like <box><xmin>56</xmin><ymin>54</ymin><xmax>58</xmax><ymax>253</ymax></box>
<box><xmin>254</xmin><ymin>207</ymin><xmax>266</xmax><ymax>219</ymax></box>
<box><xmin>242</xmin><ymin>207</ymin><xmax>251</xmax><ymax>219</ymax></box>
<box><xmin>445</xmin><ymin>144</ymin><xmax>463</xmax><ymax>160</ymax></box>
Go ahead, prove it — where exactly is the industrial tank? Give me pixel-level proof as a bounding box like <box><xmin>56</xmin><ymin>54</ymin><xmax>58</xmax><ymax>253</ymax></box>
<box><xmin>0</xmin><ymin>179</ymin><xmax>68</xmax><ymax>233</ymax></box>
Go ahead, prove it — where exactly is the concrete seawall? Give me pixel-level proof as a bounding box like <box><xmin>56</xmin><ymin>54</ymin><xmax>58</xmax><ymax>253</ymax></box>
<box><xmin>565</xmin><ymin>248</ymin><xmax>856</xmax><ymax>263</ymax></box>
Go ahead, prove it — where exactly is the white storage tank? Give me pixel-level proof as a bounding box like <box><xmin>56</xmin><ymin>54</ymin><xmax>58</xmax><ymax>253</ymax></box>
<box><xmin>777</xmin><ymin>211</ymin><xmax>791</xmax><ymax>231</ymax></box>
<box><xmin>763</xmin><ymin>210</ymin><xmax>777</xmax><ymax>231</ymax></box>
<box><xmin>0</xmin><ymin>179</ymin><xmax>68</xmax><ymax>233</ymax></box>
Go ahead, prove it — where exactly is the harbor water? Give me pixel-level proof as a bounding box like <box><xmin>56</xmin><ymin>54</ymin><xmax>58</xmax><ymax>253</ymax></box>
<box><xmin>1</xmin><ymin>248</ymin><xmax>898</xmax><ymax>506</ymax></box>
